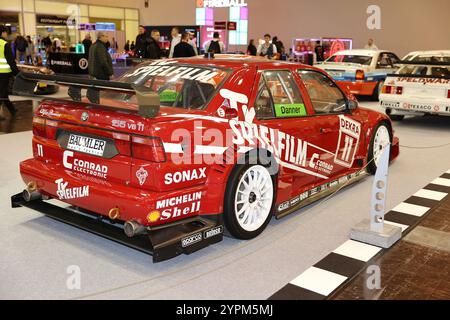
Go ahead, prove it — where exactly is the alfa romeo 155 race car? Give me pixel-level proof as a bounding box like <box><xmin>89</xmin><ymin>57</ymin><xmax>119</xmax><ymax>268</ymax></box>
<box><xmin>315</xmin><ymin>49</ymin><xmax>401</xmax><ymax>100</ymax></box>
<box><xmin>12</xmin><ymin>57</ymin><xmax>399</xmax><ymax>262</ymax></box>
<box><xmin>380</xmin><ymin>50</ymin><xmax>450</xmax><ymax>120</ymax></box>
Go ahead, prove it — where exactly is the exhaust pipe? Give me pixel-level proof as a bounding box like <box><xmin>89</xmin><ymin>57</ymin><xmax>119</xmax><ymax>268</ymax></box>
<box><xmin>23</xmin><ymin>181</ymin><xmax>42</xmax><ymax>202</ymax></box>
<box><xmin>23</xmin><ymin>189</ymin><xmax>42</xmax><ymax>202</ymax></box>
<box><xmin>124</xmin><ymin>220</ymin><xmax>147</xmax><ymax>238</ymax></box>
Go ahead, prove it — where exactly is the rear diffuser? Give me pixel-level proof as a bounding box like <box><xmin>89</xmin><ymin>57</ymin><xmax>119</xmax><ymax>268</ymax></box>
<box><xmin>11</xmin><ymin>193</ymin><xmax>223</xmax><ymax>263</ymax></box>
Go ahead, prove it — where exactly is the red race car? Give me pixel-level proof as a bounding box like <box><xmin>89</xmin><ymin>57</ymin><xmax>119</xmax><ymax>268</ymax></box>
<box><xmin>12</xmin><ymin>57</ymin><xmax>399</xmax><ymax>262</ymax></box>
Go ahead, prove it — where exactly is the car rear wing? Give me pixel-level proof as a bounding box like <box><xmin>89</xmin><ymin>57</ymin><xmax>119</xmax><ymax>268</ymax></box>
<box><xmin>388</xmin><ymin>61</ymin><xmax>450</xmax><ymax>79</ymax></box>
<box><xmin>13</xmin><ymin>72</ymin><xmax>161</xmax><ymax>118</ymax></box>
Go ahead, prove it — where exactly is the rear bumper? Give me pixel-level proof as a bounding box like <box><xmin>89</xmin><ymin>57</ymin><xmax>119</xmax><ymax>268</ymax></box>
<box><xmin>380</xmin><ymin>95</ymin><xmax>450</xmax><ymax>116</ymax></box>
<box><xmin>11</xmin><ymin>192</ymin><xmax>223</xmax><ymax>262</ymax></box>
<box><xmin>19</xmin><ymin>158</ymin><xmax>208</xmax><ymax>227</ymax></box>
<box><xmin>337</xmin><ymin>81</ymin><xmax>378</xmax><ymax>96</ymax></box>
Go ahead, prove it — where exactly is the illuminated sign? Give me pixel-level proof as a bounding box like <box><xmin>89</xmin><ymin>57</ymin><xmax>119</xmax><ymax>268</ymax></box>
<box><xmin>197</xmin><ymin>0</ymin><xmax>248</xmax><ymax>8</ymax></box>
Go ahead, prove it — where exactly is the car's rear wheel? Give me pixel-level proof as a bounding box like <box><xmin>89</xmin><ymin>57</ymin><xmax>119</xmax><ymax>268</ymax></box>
<box><xmin>224</xmin><ymin>164</ymin><xmax>275</xmax><ymax>239</ymax></box>
<box><xmin>367</xmin><ymin>122</ymin><xmax>391</xmax><ymax>175</ymax></box>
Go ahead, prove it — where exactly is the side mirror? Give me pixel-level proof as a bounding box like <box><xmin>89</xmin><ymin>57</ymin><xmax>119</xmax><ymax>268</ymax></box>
<box><xmin>133</xmin><ymin>85</ymin><xmax>160</xmax><ymax>118</ymax></box>
<box><xmin>347</xmin><ymin>100</ymin><xmax>358</xmax><ymax>111</ymax></box>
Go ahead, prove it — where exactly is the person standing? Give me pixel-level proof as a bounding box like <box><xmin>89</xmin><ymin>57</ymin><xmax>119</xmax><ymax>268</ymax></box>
<box><xmin>257</xmin><ymin>34</ymin><xmax>277</xmax><ymax>60</ymax></box>
<box><xmin>314</xmin><ymin>40</ymin><xmax>325</xmax><ymax>62</ymax></box>
<box><xmin>87</xmin><ymin>32</ymin><xmax>114</xmax><ymax>103</ymax></box>
<box><xmin>364</xmin><ymin>38</ymin><xmax>379</xmax><ymax>50</ymax></box>
<box><xmin>169</xmin><ymin>27</ymin><xmax>181</xmax><ymax>58</ymax></box>
<box><xmin>247</xmin><ymin>39</ymin><xmax>257</xmax><ymax>56</ymax></box>
<box><xmin>173</xmin><ymin>32</ymin><xmax>196</xmax><ymax>58</ymax></box>
<box><xmin>14</xmin><ymin>34</ymin><xmax>27</xmax><ymax>63</ymax></box>
<box><xmin>124</xmin><ymin>40</ymin><xmax>130</xmax><ymax>52</ymax></box>
<box><xmin>147</xmin><ymin>30</ymin><xmax>162</xmax><ymax>59</ymax></box>
<box><xmin>25</xmin><ymin>35</ymin><xmax>34</xmax><ymax>64</ymax></box>
<box><xmin>82</xmin><ymin>34</ymin><xmax>92</xmax><ymax>55</ymax></box>
<box><xmin>130</xmin><ymin>41</ymin><xmax>135</xmax><ymax>51</ymax></box>
<box><xmin>0</xmin><ymin>25</ymin><xmax>19</xmax><ymax>118</ymax></box>
<box><xmin>204</xmin><ymin>32</ymin><xmax>225</xmax><ymax>54</ymax></box>
<box><xmin>135</xmin><ymin>25</ymin><xmax>150</xmax><ymax>58</ymax></box>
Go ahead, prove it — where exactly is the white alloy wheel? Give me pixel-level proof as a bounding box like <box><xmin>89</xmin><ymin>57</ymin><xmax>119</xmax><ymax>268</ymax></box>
<box><xmin>372</xmin><ymin>125</ymin><xmax>391</xmax><ymax>166</ymax></box>
<box><xmin>234</xmin><ymin>165</ymin><xmax>274</xmax><ymax>232</ymax></box>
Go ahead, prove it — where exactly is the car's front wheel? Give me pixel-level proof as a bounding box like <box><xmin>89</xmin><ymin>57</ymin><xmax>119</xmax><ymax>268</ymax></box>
<box><xmin>224</xmin><ymin>164</ymin><xmax>275</xmax><ymax>239</ymax></box>
<box><xmin>367</xmin><ymin>122</ymin><xmax>392</xmax><ymax>175</ymax></box>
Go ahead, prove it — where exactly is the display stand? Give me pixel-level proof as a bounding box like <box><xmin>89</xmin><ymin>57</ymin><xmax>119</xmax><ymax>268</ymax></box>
<box><xmin>350</xmin><ymin>146</ymin><xmax>402</xmax><ymax>248</ymax></box>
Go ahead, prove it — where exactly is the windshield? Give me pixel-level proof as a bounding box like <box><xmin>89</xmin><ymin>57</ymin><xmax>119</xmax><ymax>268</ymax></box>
<box><xmin>326</xmin><ymin>55</ymin><xmax>372</xmax><ymax>65</ymax></box>
<box><xmin>102</xmin><ymin>61</ymin><xmax>230</xmax><ymax>110</ymax></box>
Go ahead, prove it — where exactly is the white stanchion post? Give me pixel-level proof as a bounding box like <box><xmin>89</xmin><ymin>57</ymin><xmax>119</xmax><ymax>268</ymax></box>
<box><xmin>350</xmin><ymin>144</ymin><xmax>402</xmax><ymax>248</ymax></box>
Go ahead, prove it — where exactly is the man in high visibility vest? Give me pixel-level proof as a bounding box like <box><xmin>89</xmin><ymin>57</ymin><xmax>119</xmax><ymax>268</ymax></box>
<box><xmin>0</xmin><ymin>25</ymin><xmax>19</xmax><ymax>118</ymax></box>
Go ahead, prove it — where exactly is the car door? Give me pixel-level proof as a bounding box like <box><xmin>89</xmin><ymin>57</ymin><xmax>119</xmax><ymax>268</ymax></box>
<box><xmin>296</xmin><ymin>69</ymin><xmax>363</xmax><ymax>181</ymax></box>
<box><xmin>252</xmin><ymin>69</ymin><xmax>327</xmax><ymax>203</ymax></box>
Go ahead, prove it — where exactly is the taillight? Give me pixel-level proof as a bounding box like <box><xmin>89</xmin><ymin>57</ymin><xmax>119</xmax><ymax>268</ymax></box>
<box><xmin>113</xmin><ymin>132</ymin><xmax>131</xmax><ymax>157</ymax></box>
<box><xmin>355</xmin><ymin>70</ymin><xmax>365</xmax><ymax>81</ymax></box>
<box><xmin>382</xmin><ymin>85</ymin><xmax>392</xmax><ymax>94</ymax></box>
<box><xmin>32</xmin><ymin>117</ymin><xmax>47</xmax><ymax>138</ymax></box>
<box><xmin>132</xmin><ymin>136</ymin><xmax>166</xmax><ymax>162</ymax></box>
<box><xmin>381</xmin><ymin>85</ymin><xmax>403</xmax><ymax>95</ymax></box>
<box><xmin>447</xmin><ymin>89</ymin><xmax>450</xmax><ymax>99</ymax></box>
<box><xmin>32</xmin><ymin>117</ymin><xmax>58</xmax><ymax>139</ymax></box>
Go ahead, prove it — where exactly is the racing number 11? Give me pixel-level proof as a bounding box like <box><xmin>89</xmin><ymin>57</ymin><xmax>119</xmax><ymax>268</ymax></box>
<box><xmin>341</xmin><ymin>135</ymin><xmax>354</xmax><ymax>162</ymax></box>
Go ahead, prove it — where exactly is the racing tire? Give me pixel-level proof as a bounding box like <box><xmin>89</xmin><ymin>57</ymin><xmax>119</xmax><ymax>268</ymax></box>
<box><xmin>371</xmin><ymin>80</ymin><xmax>384</xmax><ymax>101</ymax></box>
<box><xmin>224</xmin><ymin>163</ymin><xmax>276</xmax><ymax>240</ymax></box>
<box><xmin>367</xmin><ymin>122</ymin><xmax>392</xmax><ymax>175</ymax></box>
<box><xmin>388</xmin><ymin>114</ymin><xmax>405</xmax><ymax>121</ymax></box>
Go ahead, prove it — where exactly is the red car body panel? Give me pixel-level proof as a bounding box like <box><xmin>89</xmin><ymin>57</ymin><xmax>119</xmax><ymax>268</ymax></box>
<box><xmin>19</xmin><ymin>58</ymin><xmax>399</xmax><ymax>230</ymax></box>
<box><xmin>337</xmin><ymin>80</ymin><xmax>378</xmax><ymax>96</ymax></box>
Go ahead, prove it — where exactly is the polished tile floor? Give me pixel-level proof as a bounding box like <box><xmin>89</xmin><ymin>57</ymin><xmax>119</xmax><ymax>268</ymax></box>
<box><xmin>333</xmin><ymin>196</ymin><xmax>450</xmax><ymax>300</ymax></box>
<box><xmin>0</xmin><ymin>100</ymin><xmax>36</xmax><ymax>134</ymax></box>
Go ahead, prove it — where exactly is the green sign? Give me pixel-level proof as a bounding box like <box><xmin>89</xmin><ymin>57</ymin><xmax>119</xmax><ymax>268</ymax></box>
<box><xmin>160</xmin><ymin>90</ymin><xmax>179</xmax><ymax>102</ymax></box>
<box><xmin>274</xmin><ymin>104</ymin><xmax>307</xmax><ymax>117</ymax></box>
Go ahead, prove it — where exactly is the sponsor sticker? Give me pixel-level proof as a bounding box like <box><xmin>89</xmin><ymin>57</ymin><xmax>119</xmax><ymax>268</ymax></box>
<box><xmin>334</xmin><ymin>115</ymin><xmax>361</xmax><ymax>168</ymax></box>
<box><xmin>55</xmin><ymin>178</ymin><xmax>89</xmax><ymax>200</ymax></box>
<box><xmin>181</xmin><ymin>233</ymin><xmax>202</xmax><ymax>248</ymax></box>
<box><xmin>136</xmin><ymin>167</ymin><xmax>149</xmax><ymax>186</ymax></box>
<box><xmin>274</xmin><ymin>104</ymin><xmax>307</xmax><ymax>117</ymax></box>
<box><xmin>67</xmin><ymin>134</ymin><xmax>106</xmax><ymax>157</ymax></box>
<box><xmin>156</xmin><ymin>191</ymin><xmax>202</xmax><ymax>221</ymax></box>
<box><xmin>164</xmin><ymin>168</ymin><xmax>207</xmax><ymax>185</ymax></box>
<box><xmin>204</xmin><ymin>226</ymin><xmax>223</xmax><ymax>239</ymax></box>
<box><xmin>63</xmin><ymin>150</ymin><xmax>108</xmax><ymax>179</ymax></box>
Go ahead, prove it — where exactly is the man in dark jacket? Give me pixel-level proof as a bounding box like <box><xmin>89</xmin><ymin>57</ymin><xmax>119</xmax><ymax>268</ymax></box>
<box><xmin>173</xmin><ymin>32</ymin><xmax>196</xmax><ymax>58</ymax></box>
<box><xmin>82</xmin><ymin>34</ymin><xmax>92</xmax><ymax>55</ymax></box>
<box><xmin>87</xmin><ymin>32</ymin><xmax>113</xmax><ymax>103</ymax></box>
<box><xmin>147</xmin><ymin>29</ymin><xmax>162</xmax><ymax>59</ymax></box>
<box><xmin>135</xmin><ymin>25</ymin><xmax>151</xmax><ymax>58</ymax></box>
<box><xmin>0</xmin><ymin>25</ymin><xmax>19</xmax><ymax>119</ymax></box>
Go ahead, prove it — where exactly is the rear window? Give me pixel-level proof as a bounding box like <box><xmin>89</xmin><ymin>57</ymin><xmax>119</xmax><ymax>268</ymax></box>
<box><xmin>102</xmin><ymin>61</ymin><xmax>230</xmax><ymax>110</ymax></box>
<box><xmin>326</xmin><ymin>55</ymin><xmax>372</xmax><ymax>65</ymax></box>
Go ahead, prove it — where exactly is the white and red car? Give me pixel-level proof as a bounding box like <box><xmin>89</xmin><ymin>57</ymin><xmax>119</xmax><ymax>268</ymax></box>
<box><xmin>315</xmin><ymin>49</ymin><xmax>401</xmax><ymax>100</ymax></box>
<box><xmin>380</xmin><ymin>50</ymin><xmax>450</xmax><ymax>120</ymax></box>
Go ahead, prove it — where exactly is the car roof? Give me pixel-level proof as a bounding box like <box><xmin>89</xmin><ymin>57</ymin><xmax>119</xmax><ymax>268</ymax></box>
<box><xmin>136</xmin><ymin>56</ymin><xmax>319</xmax><ymax>71</ymax></box>
<box><xmin>405</xmin><ymin>50</ymin><xmax>450</xmax><ymax>57</ymax></box>
<box><xmin>331</xmin><ymin>49</ymin><xmax>386</xmax><ymax>57</ymax></box>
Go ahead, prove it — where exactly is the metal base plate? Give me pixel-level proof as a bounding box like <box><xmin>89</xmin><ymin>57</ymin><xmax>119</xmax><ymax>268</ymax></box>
<box><xmin>350</xmin><ymin>218</ymin><xmax>402</xmax><ymax>249</ymax></box>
